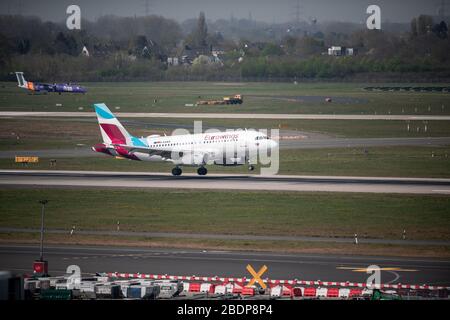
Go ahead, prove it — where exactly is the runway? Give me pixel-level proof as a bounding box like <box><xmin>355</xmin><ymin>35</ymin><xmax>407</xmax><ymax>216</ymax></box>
<box><xmin>0</xmin><ymin>244</ymin><xmax>449</xmax><ymax>285</ymax></box>
<box><xmin>1</xmin><ymin>170</ymin><xmax>450</xmax><ymax>195</ymax></box>
<box><xmin>1</xmin><ymin>111</ymin><xmax>450</xmax><ymax>121</ymax></box>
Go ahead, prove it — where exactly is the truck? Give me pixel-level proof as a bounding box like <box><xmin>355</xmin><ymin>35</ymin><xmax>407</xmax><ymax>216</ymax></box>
<box><xmin>197</xmin><ymin>94</ymin><xmax>243</xmax><ymax>105</ymax></box>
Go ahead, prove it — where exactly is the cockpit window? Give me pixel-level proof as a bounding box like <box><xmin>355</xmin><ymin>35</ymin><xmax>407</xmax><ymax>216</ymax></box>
<box><xmin>255</xmin><ymin>136</ymin><xmax>269</xmax><ymax>140</ymax></box>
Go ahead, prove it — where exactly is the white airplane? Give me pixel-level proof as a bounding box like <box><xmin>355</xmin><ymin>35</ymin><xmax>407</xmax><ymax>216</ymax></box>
<box><xmin>92</xmin><ymin>103</ymin><xmax>278</xmax><ymax>176</ymax></box>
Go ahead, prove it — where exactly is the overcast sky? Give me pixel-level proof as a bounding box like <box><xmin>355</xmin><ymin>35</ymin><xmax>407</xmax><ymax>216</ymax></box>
<box><xmin>0</xmin><ymin>0</ymin><xmax>444</xmax><ymax>24</ymax></box>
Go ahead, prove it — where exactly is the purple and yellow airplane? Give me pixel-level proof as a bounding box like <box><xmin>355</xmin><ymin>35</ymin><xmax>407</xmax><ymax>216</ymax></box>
<box><xmin>15</xmin><ymin>72</ymin><xmax>87</xmax><ymax>94</ymax></box>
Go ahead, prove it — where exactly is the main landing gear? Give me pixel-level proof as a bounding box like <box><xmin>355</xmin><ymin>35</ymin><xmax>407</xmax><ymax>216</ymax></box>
<box><xmin>197</xmin><ymin>167</ymin><xmax>207</xmax><ymax>176</ymax></box>
<box><xmin>172</xmin><ymin>167</ymin><xmax>182</xmax><ymax>176</ymax></box>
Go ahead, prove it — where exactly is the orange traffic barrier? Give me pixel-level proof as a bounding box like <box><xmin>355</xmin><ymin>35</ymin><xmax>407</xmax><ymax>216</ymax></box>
<box><xmin>232</xmin><ymin>284</ymin><xmax>243</xmax><ymax>294</ymax></box>
<box><xmin>327</xmin><ymin>288</ymin><xmax>339</xmax><ymax>298</ymax></box>
<box><xmin>241</xmin><ymin>287</ymin><xmax>255</xmax><ymax>296</ymax></box>
<box><xmin>349</xmin><ymin>289</ymin><xmax>362</xmax><ymax>298</ymax></box>
<box><xmin>188</xmin><ymin>282</ymin><xmax>201</xmax><ymax>292</ymax></box>
<box><xmin>304</xmin><ymin>287</ymin><xmax>317</xmax><ymax>297</ymax></box>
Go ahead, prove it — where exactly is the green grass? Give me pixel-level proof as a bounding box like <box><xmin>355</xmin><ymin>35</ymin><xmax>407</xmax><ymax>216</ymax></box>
<box><xmin>2</xmin><ymin>232</ymin><xmax>449</xmax><ymax>257</ymax></box>
<box><xmin>1</xmin><ymin>116</ymin><xmax>450</xmax><ymax>154</ymax></box>
<box><xmin>280</xmin><ymin>146</ymin><xmax>450</xmax><ymax>177</ymax></box>
<box><xmin>0</xmin><ymin>188</ymin><xmax>449</xmax><ymax>241</ymax></box>
<box><xmin>1</xmin><ymin>146</ymin><xmax>449</xmax><ymax>178</ymax></box>
<box><xmin>1</xmin><ymin>81</ymin><xmax>450</xmax><ymax>115</ymax></box>
<box><xmin>179</xmin><ymin>118</ymin><xmax>450</xmax><ymax>138</ymax></box>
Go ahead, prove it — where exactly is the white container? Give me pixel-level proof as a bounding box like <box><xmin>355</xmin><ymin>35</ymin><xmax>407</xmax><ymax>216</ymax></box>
<box><xmin>270</xmin><ymin>286</ymin><xmax>282</xmax><ymax>297</ymax></box>
<box><xmin>200</xmin><ymin>283</ymin><xmax>212</xmax><ymax>293</ymax></box>
<box><xmin>317</xmin><ymin>287</ymin><xmax>328</xmax><ymax>298</ymax></box>
<box><xmin>55</xmin><ymin>283</ymin><xmax>68</xmax><ymax>290</ymax></box>
<box><xmin>79</xmin><ymin>282</ymin><xmax>96</xmax><ymax>293</ymax></box>
<box><xmin>214</xmin><ymin>285</ymin><xmax>226</xmax><ymax>295</ymax></box>
<box><xmin>339</xmin><ymin>288</ymin><xmax>350</xmax><ymax>298</ymax></box>
<box><xmin>49</xmin><ymin>277</ymin><xmax>66</xmax><ymax>287</ymax></box>
<box><xmin>96</xmin><ymin>276</ymin><xmax>109</xmax><ymax>283</ymax></box>
<box><xmin>138</xmin><ymin>280</ymin><xmax>156</xmax><ymax>287</ymax></box>
<box><xmin>182</xmin><ymin>282</ymin><xmax>190</xmax><ymax>292</ymax></box>
<box><xmin>225</xmin><ymin>283</ymin><xmax>234</xmax><ymax>294</ymax></box>
<box><xmin>96</xmin><ymin>285</ymin><xmax>112</xmax><ymax>295</ymax></box>
<box><xmin>120</xmin><ymin>285</ymin><xmax>129</xmax><ymax>298</ymax></box>
<box><xmin>362</xmin><ymin>288</ymin><xmax>373</xmax><ymax>296</ymax></box>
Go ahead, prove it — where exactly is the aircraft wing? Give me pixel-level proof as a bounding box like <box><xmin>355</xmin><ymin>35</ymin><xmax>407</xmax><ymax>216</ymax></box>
<box><xmin>111</xmin><ymin>144</ymin><xmax>218</xmax><ymax>161</ymax></box>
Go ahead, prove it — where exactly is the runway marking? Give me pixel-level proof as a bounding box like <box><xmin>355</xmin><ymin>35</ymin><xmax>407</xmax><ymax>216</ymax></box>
<box><xmin>337</xmin><ymin>267</ymin><xmax>418</xmax><ymax>272</ymax></box>
<box><xmin>60</xmin><ymin>252</ymin><xmax>173</xmax><ymax>261</ymax></box>
<box><xmin>386</xmin><ymin>271</ymin><xmax>400</xmax><ymax>284</ymax></box>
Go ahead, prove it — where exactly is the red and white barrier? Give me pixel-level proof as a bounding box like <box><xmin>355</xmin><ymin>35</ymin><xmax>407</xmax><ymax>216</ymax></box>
<box><xmin>106</xmin><ymin>272</ymin><xmax>450</xmax><ymax>291</ymax></box>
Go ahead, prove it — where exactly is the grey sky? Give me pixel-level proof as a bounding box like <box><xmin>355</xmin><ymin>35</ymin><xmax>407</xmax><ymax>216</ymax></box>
<box><xmin>0</xmin><ymin>0</ymin><xmax>444</xmax><ymax>24</ymax></box>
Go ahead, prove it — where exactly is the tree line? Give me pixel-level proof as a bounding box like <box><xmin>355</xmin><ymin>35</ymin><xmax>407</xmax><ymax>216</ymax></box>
<box><xmin>0</xmin><ymin>13</ymin><xmax>449</xmax><ymax>82</ymax></box>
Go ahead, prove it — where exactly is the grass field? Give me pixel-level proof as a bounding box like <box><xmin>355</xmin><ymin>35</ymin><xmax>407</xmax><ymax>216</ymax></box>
<box><xmin>1</xmin><ymin>232</ymin><xmax>449</xmax><ymax>258</ymax></box>
<box><xmin>2</xmin><ymin>146</ymin><xmax>449</xmax><ymax>178</ymax></box>
<box><xmin>1</xmin><ymin>116</ymin><xmax>450</xmax><ymax>153</ymax></box>
<box><xmin>1</xmin><ymin>81</ymin><xmax>450</xmax><ymax>115</ymax></box>
<box><xmin>0</xmin><ymin>188</ymin><xmax>449</xmax><ymax>241</ymax></box>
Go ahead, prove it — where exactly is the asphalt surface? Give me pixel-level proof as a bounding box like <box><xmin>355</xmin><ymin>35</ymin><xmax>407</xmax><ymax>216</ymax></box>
<box><xmin>1</xmin><ymin>111</ymin><xmax>450</xmax><ymax>120</ymax></box>
<box><xmin>1</xmin><ymin>170</ymin><xmax>450</xmax><ymax>195</ymax></box>
<box><xmin>0</xmin><ymin>244</ymin><xmax>449</xmax><ymax>286</ymax></box>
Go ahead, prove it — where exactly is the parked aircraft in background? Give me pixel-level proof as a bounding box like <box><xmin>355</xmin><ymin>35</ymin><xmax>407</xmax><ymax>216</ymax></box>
<box><xmin>15</xmin><ymin>72</ymin><xmax>87</xmax><ymax>94</ymax></box>
<box><xmin>92</xmin><ymin>103</ymin><xmax>277</xmax><ymax>176</ymax></box>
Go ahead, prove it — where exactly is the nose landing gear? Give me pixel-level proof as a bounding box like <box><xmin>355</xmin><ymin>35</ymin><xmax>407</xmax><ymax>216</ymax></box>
<box><xmin>197</xmin><ymin>167</ymin><xmax>207</xmax><ymax>176</ymax></box>
<box><xmin>248</xmin><ymin>165</ymin><xmax>255</xmax><ymax>171</ymax></box>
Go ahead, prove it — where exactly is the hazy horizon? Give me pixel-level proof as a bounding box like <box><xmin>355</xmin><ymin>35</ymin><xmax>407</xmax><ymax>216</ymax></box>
<box><xmin>0</xmin><ymin>0</ymin><xmax>445</xmax><ymax>24</ymax></box>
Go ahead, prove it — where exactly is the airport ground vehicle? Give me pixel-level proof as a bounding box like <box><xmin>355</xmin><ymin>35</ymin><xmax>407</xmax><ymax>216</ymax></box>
<box><xmin>197</xmin><ymin>94</ymin><xmax>243</xmax><ymax>105</ymax></box>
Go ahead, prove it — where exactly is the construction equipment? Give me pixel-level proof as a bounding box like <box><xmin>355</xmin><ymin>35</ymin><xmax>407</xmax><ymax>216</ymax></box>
<box><xmin>197</xmin><ymin>94</ymin><xmax>243</xmax><ymax>105</ymax></box>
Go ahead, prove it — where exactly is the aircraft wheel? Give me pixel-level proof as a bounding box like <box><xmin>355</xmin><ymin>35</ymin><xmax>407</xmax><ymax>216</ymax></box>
<box><xmin>248</xmin><ymin>165</ymin><xmax>255</xmax><ymax>171</ymax></box>
<box><xmin>197</xmin><ymin>167</ymin><xmax>207</xmax><ymax>176</ymax></box>
<box><xmin>172</xmin><ymin>167</ymin><xmax>182</xmax><ymax>176</ymax></box>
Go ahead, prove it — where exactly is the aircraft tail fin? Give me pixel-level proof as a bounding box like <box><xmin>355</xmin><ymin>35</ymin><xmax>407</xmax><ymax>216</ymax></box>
<box><xmin>94</xmin><ymin>103</ymin><xmax>132</xmax><ymax>145</ymax></box>
<box><xmin>15</xmin><ymin>72</ymin><xmax>27</xmax><ymax>88</ymax></box>
<box><xmin>93</xmin><ymin>103</ymin><xmax>147</xmax><ymax>148</ymax></box>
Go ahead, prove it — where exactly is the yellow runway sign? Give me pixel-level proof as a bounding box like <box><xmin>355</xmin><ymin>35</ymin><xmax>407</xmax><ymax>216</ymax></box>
<box><xmin>15</xmin><ymin>156</ymin><xmax>39</xmax><ymax>163</ymax></box>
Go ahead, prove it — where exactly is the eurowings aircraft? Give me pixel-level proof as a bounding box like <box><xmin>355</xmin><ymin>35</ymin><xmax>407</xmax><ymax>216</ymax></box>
<box><xmin>15</xmin><ymin>72</ymin><xmax>87</xmax><ymax>94</ymax></box>
<box><xmin>92</xmin><ymin>103</ymin><xmax>278</xmax><ymax>176</ymax></box>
